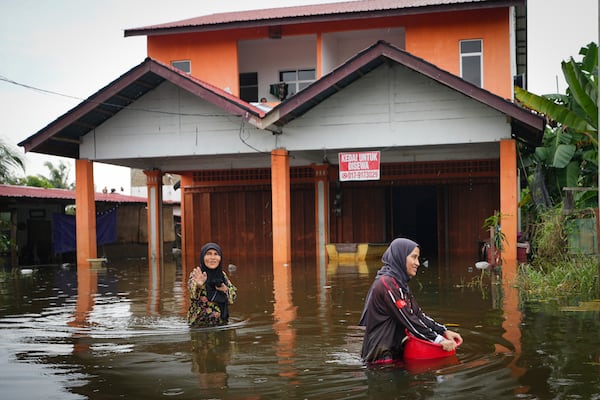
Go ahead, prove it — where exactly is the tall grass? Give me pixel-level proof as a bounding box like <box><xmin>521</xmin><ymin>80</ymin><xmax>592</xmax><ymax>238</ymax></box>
<box><xmin>516</xmin><ymin>255</ymin><xmax>599</xmax><ymax>301</ymax></box>
<box><xmin>516</xmin><ymin>206</ymin><xmax>600</xmax><ymax>302</ymax></box>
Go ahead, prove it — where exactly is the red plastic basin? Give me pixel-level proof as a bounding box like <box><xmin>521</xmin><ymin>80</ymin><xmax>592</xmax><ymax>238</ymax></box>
<box><xmin>403</xmin><ymin>331</ymin><xmax>459</xmax><ymax>360</ymax></box>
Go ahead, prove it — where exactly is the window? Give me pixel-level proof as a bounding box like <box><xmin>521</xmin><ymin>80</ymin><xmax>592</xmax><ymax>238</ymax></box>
<box><xmin>171</xmin><ymin>60</ymin><xmax>191</xmax><ymax>74</ymax></box>
<box><xmin>460</xmin><ymin>40</ymin><xmax>482</xmax><ymax>87</ymax></box>
<box><xmin>239</xmin><ymin>72</ymin><xmax>258</xmax><ymax>102</ymax></box>
<box><xmin>279</xmin><ymin>69</ymin><xmax>316</xmax><ymax>96</ymax></box>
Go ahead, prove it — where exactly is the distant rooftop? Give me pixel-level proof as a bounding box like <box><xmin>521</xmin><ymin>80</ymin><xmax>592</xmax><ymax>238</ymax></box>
<box><xmin>0</xmin><ymin>184</ymin><xmax>148</xmax><ymax>203</ymax></box>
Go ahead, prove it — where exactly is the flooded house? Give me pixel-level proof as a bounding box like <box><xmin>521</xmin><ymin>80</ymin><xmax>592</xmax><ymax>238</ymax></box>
<box><xmin>18</xmin><ymin>0</ymin><xmax>544</xmax><ymax>275</ymax></box>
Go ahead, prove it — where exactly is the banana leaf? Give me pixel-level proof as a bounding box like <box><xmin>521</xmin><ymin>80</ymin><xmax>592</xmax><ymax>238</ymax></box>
<box><xmin>552</xmin><ymin>144</ymin><xmax>576</xmax><ymax>168</ymax></box>
<box><xmin>579</xmin><ymin>42</ymin><xmax>598</xmax><ymax>75</ymax></box>
<box><xmin>515</xmin><ymin>86</ymin><xmax>597</xmax><ymax>138</ymax></box>
<box><xmin>562</xmin><ymin>59</ymin><xmax>598</xmax><ymax>128</ymax></box>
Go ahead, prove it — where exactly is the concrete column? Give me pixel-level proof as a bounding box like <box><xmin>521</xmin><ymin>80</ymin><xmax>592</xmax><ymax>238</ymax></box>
<box><xmin>144</xmin><ymin>169</ymin><xmax>164</xmax><ymax>269</ymax></box>
<box><xmin>271</xmin><ymin>148</ymin><xmax>291</xmax><ymax>266</ymax></box>
<box><xmin>500</xmin><ymin>139</ymin><xmax>518</xmax><ymax>267</ymax></box>
<box><xmin>75</xmin><ymin>159</ymin><xmax>97</xmax><ymax>266</ymax></box>
<box><xmin>179</xmin><ymin>173</ymin><xmax>195</xmax><ymax>273</ymax></box>
<box><xmin>312</xmin><ymin>164</ymin><xmax>330</xmax><ymax>261</ymax></box>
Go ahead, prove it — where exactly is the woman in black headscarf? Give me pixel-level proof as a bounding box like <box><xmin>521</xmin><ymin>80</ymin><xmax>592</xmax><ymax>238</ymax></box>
<box><xmin>187</xmin><ymin>242</ymin><xmax>237</xmax><ymax>327</ymax></box>
<box><xmin>359</xmin><ymin>238</ymin><xmax>462</xmax><ymax>365</ymax></box>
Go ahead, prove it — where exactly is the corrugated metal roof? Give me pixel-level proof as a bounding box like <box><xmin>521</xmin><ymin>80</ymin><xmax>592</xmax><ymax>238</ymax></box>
<box><xmin>125</xmin><ymin>0</ymin><xmax>522</xmax><ymax>36</ymax></box>
<box><xmin>0</xmin><ymin>184</ymin><xmax>148</xmax><ymax>203</ymax></box>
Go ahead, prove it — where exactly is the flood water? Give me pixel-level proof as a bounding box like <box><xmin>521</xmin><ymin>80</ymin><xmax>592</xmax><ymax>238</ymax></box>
<box><xmin>1</xmin><ymin>255</ymin><xmax>599</xmax><ymax>399</ymax></box>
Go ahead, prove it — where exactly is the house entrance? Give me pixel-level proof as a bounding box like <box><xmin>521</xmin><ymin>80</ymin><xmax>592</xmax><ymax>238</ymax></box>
<box><xmin>391</xmin><ymin>186</ymin><xmax>438</xmax><ymax>258</ymax></box>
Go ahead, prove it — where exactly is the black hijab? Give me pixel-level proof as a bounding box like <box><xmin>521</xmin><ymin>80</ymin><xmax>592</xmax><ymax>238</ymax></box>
<box><xmin>359</xmin><ymin>238</ymin><xmax>419</xmax><ymax>325</ymax></box>
<box><xmin>199</xmin><ymin>242</ymin><xmax>227</xmax><ymax>303</ymax></box>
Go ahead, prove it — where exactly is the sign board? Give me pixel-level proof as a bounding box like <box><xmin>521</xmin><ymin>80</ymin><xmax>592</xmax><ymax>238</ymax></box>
<box><xmin>338</xmin><ymin>151</ymin><xmax>381</xmax><ymax>181</ymax></box>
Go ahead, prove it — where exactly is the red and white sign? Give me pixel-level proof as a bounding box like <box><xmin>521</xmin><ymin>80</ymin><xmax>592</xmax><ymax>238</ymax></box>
<box><xmin>338</xmin><ymin>151</ymin><xmax>381</xmax><ymax>181</ymax></box>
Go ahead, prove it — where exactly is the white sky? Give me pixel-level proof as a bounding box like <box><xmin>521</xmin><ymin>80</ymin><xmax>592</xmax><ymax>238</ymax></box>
<box><xmin>0</xmin><ymin>0</ymin><xmax>597</xmax><ymax>193</ymax></box>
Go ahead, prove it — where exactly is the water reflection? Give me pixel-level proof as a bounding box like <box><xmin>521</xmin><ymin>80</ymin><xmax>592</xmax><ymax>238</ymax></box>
<box><xmin>0</xmin><ymin>256</ymin><xmax>599</xmax><ymax>399</ymax></box>
<box><xmin>273</xmin><ymin>263</ymin><xmax>297</xmax><ymax>380</ymax></box>
<box><xmin>191</xmin><ymin>330</ymin><xmax>235</xmax><ymax>391</ymax></box>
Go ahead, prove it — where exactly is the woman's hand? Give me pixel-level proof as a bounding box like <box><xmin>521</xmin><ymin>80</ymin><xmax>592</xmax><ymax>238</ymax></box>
<box><xmin>440</xmin><ymin>338</ymin><xmax>457</xmax><ymax>351</ymax></box>
<box><xmin>191</xmin><ymin>267</ymin><xmax>207</xmax><ymax>286</ymax></box>
<box><xmin>215</xmin><ymin>282</ymin><xmax>228</xmax><ymax>293</ymax></box>
<box><xmin>443</xmin><ymin>329</ymin><xmax>463</xmax><ymax>348</ymax></box>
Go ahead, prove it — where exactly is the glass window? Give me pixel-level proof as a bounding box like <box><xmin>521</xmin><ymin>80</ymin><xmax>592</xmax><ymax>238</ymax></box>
<box><xmin>459</xmin><ymin>39</ymin><xmax>482</xmax><ymax>87</ymax></box>
<box><xmin>239</xmin><ymin>72</ymin><xmax>258</xmax><ymax>102</ymax></box>
<box><xmin>171</xmin><ymin>60</ymin><xmax>191</xmax><ymax>74</ymax></box>
<box><xmin>279</xmin><ymin>68</ymin><xmax>316</xmax><ymax>96</ymax></box>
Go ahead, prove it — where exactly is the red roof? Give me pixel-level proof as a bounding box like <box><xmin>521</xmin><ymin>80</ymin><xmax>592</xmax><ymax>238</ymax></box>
<box><xmin>0</xmin><ymin>184</ymin><xmax>149</xmax><ymax>203</ymax></box>
<box><xmin>125</xmin><ymin>0</ymin><xmax>521</xmax><ymax>36</ymax></box>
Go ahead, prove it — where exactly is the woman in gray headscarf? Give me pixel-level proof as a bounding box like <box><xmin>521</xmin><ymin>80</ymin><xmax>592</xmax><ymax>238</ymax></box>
<box><xmin>359</xmin><ymin>238</ymin><xmax>462</xmax><ymax>365</ymax></box>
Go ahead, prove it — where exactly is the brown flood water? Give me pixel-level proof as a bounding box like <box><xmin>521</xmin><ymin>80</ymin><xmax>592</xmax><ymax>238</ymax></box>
<box><xmin>0</xmin><ymin>255</ymin><xmax>599</xmax><ymax>399</ymax></box>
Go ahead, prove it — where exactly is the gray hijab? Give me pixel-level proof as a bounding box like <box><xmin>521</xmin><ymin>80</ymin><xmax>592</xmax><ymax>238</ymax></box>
<box><xmin>359</xmin><ymin>238</ymin><xmax>419</xmax><ymax>325</ymax></box>
<box><xmin>376</xmin><ymin>238</ymin><xmax>419</xmax><ymax>290</ymax></box>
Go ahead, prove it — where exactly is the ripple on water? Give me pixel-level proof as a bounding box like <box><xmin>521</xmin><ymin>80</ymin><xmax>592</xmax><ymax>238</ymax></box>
<box><xmin>162</xmin><ymin>387</ymin><xmax>185</xmax><ymax>396</ymax></box>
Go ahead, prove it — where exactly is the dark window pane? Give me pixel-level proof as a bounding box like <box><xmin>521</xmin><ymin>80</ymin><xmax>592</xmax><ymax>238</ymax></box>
<box><xmin>460</xmin><ymin>40</ymin><xmax>481</xmax><ymax>54</ymax></box>
<box><xmin>462</xmin><ymin>55</ymin><xmax>481</xmax><ymax>87</ymax></box>
<box><xmin>171</xmin><ymin>60</ymin><xmax>191</xmax><ymax>73</ymax></box>
<box><xmin>240</xmin><ymin>86</ymin><xmax>258</xmax><ymax>102</ymax></box>
<box><xmin>239</xmin><ymin>72</ymin><xmax>258</xmax><ymax>86</ymax></box>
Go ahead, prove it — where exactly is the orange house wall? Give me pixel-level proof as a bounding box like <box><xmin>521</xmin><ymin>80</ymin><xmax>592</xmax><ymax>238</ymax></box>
<box><xmin>404</xmin><ymin>9</ymin><xmax>512</xmax><ymax>99</ymax></box>
<box><xmin>148</xmin><ymin>31</ymin><xmax>243</xmax><ymax>96</ymax></box>
<box><xmin>146</xmin><ymin>8</ymin><xmax>512</xmax><ymax>99</ymax></box>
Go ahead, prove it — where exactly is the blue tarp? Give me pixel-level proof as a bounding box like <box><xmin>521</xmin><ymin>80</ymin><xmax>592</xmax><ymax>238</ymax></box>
<box><xmin>52</xmin><ymin>208</ymin><xmax>117</xmax><ymax>254</ymax></box>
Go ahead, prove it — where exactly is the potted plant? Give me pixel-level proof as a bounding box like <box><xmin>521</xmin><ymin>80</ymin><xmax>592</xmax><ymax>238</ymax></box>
<box><xmin>482</xmin><ymin>211</ymin><xmax>508</xmax><ymax>266</ymax></box>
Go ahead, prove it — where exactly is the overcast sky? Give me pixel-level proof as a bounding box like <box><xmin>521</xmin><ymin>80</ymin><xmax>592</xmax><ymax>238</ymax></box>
<box><xmin>0</xmin><ymin>0</ymin><xmax>597</xmax><ymax>193</ymax></box>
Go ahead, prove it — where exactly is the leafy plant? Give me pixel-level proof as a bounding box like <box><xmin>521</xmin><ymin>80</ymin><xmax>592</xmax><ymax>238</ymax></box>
<box><xmin>482</xmin><ymin>211</ymin><xmax>508</xmax><ymax>266</ymax></box>
<box><xmin>515</xmin><ymin>42</ymin><xmax>598</xmax><ymax>212</ymax></box>
<box><xmin>483</xmin><ymin>211</ymin><xmax>507</xmax><ymax>252</ymax></box>
<box><xmin>0</xmin><ymin>139</ymin><xmax>24</xmax><ymax>184</ymax></box>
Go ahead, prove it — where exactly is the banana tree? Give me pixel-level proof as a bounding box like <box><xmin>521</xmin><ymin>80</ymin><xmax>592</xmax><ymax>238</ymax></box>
<box><xmin>515</xmin><ymin>42</ymin><xmax>598</xmax><ymax>208</ymax></box>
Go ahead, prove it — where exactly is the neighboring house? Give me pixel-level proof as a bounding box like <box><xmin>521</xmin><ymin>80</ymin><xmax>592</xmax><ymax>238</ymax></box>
<box><xmin>18</xmin><ymin>0</ymin><xmax>544</xmax><ymax>271</ymax></box>
<box><xmin>0</xmin><ymin>184</ymin><xmax>177</xmax><ymax>267</ymax></box>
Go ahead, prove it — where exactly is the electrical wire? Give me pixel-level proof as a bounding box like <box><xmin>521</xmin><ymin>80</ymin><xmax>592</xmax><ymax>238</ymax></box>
<box><xmin>0</xmin><ymin>74</ymin><xmax>235</xmax><ymax>118</ymax></box>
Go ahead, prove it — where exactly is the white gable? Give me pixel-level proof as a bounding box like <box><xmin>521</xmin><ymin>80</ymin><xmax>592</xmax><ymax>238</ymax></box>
<box><xmin>79</xmin><ymin>62</ymin><xmax>509</xmax><ymax>171</ymax></box>
<box><xmin>79</xmin><ymin>81</ymin><xmax>273</xmax><ymax>164</ymax></box>
<box><xmin>281</xmin><ymin>63</ymin><xmax>510</xmax><ymax>151</ymax></box>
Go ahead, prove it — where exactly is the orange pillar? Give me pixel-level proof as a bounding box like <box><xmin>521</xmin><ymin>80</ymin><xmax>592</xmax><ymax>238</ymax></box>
<box><xmin>500</xmin><ymin>139</ymin><xmax>518</xmax><ymax>269</ymax></box>
<box><xmin>316</xmin><ymin>32</ymin><xmax>323</xmax><ymax>79</ymax></box>
<box><xmin>75</xmin><ymin>159</ymin><xmax>97</xmax><ymax>266</ymax></box>
<box><xmin>271</xmin><ymin>148</ymin><xmax>291</xmax><ymax>266</ymax></box>
<box><xmin>144</xmin><ymin>169</ymin><xmax>164</xmax><ymax>268</ymax></box>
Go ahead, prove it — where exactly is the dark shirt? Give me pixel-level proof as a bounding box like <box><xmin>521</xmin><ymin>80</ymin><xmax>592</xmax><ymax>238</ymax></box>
<box><xmin>360</xmin><ymin>275</ymin><xmax>447</xmax><ymax>363</ymax></box>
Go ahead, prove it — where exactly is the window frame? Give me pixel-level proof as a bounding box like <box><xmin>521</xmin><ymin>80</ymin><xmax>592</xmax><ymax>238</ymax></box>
<box><xmin>171</xmin><ymin>60</ymin><xmax>191</xmax><ymax>74</ymax></box>
<box><xmin>279</xmin><ymin>68</ymin><xmax>316</xmax><ymax>96</ymax></box>
<box><xmin>459</xmin><ymin>39</ymin><xmax>483</xmax><ymax>87</ymax></box>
